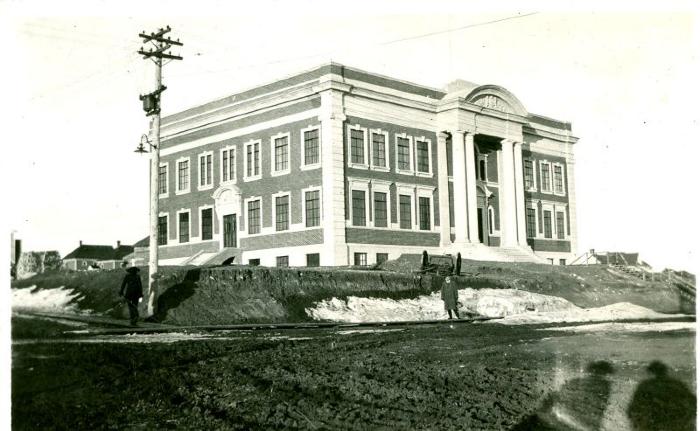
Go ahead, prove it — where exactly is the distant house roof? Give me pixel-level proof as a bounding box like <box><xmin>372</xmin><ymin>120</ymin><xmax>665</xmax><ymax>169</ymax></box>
<box><xmin>134</xmin><ymin>236</ymin><xmax>149</xmax><ymax>247</ymax></box>
<box><xmin>114</xmin><ymin>245</ymin><xmax>135</xmax><ymax>260</ymax></box>
<box><xmin>64</xmin><ymin>243</ymin><xmax>135</xmax><ymax>261</ymax></box>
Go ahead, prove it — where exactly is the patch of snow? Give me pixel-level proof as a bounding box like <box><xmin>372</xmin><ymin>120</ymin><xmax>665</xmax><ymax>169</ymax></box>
<box><xmin>498</xmin><ymin>302</ymin><xmax>685</xmax><ymax>325</ymax></box>
<box><xmin>306</xmin><ymin>289</ymin><xmax>685</xmax><ymax>326</ymax></box>
<box><xmin>542</xmin><ymin>321</ymin><xmax>695</xmax><ymax>333</ymax></box>
<box><xmin>12</xmin><ymin>286</ymin><xmax>84</xmax><ymax>313</ymax></box>
<box><xmin>13</xmin><ymin>332</ymin><xmax>234</xmax><ymax>344</ymax></box>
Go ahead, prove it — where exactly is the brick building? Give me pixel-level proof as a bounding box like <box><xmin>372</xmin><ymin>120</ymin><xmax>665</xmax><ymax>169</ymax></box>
<box><xmin>153</xmin><ymin>63</ymin><xmax>578</xmax><ymax>267</ymax></box>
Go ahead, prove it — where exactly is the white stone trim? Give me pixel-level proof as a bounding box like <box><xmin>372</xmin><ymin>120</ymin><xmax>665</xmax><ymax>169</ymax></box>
<box><xmin>301</xmin><ymin>185</ymin><xmax>323</xmax><ymax>228</ymax></box>
<box><xmin>300</xmin><ymin>125</ymin><xmax>321</xmax><ymax>170</ymax></box>
<box><xmin>175</xmin><ymin>156</ymin><xmax>191</xmax><ymax>195</ymax></box>
<box><xmin>270</xmin><ymin>132</ymin><xmax>291</xmax><ymax>177</ymax></box>
<box><xmin>371</xmin><ymin>179</ymin><xmax>391</xmax><ymax>229</ymax></box>
<box><xmin>161</xmin><ymin>107</ymin><xmax>321</xmax><ymax>157</ymax></box>
<box><xmin>197</xmin><ymin>150</ymin><xmax>214</xmax><ymax>191</ymax></box>
<box><xmin>523</xmin><ymin>158</ymin><xmax>537</xmax><ymax>191</ymax></box>
<box><xmin>488</xmin><ymin>205</ymin><xmax>499</xmax><ymax>235</ymax></box>
<box><xmin>244</xmin><ymin>196</ymin><xmax>263</xmax><ymax>236</ymax></box>
<box><xmin>198</xmin><ymin>204</ymin><xmax>215</xmax><ymax>241</ymax></box>
<box><xmin>158</xmin><ymin>162</ymin><xmax>169</xmax><ymax>199</ymax></box>
<box><xmin>271</xmin><ymin>191</ymin><xmax>292</xmax><ymax>232</ymax></box>
<box><xmin>539</xmin><ymin>160</ymin><xmax>553</xmax><ymax>194</ymax></box>
<box><xmin>369</xmin><ymin>128</ymin><xmax>390</xmax><ymax>172</ymax></box>
<box><xmin>219</xmin><ymin>144</ymin><xmax>237</xmax><ymax>185</ymax></box>
<box><xmin>395</xmin><ymin>133</ymin><xmax>414</xmax><ymax>175</ymax></box>
<box><xmin>176</xmin><ymin>208</ymin><xmax>191</xmax><ymax>243</ymax></box>
<box><xmin>552</xmin><ymin>162</ymin><xmax>566</xmax><ymax>196</ymax></box>
<box><xmin>347</xmin><ymin>124</ymin><xmax>369</xmax><ymax>169</ymax></box>
<box><xmin>243</xmin><ymin>139</ymin><xmax>262</xmax><ymax>182</ymax></box>
<box><xmin>414</xmin><ymin>136</ymin><xmax>433</xmax><ymax>178</ymax></box>
<box><xmin>348</xmin><ymin>177</ymin><xmax>371</xmax><ymax>227</ymax></box>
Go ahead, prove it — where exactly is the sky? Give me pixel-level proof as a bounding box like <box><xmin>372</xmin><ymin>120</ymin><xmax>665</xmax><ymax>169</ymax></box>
<box><xmin>2</xmin><ymin>1</ymin><xmax>699</xmax><ymax>272</ymax></box>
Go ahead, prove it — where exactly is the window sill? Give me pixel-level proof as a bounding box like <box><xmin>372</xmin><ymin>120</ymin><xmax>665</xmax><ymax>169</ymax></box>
<box><xmin>243</xmin><ymin>175</ymin><xmax>262</xmax><ymax>183</ymax></box>
<box><xmin>220</xmin><ymin>179</ymin><xmax>237</xmax><ymax>186</ymax></box>
<box><xmin>370</xmin><ymin>166</ymin><xmax>390</xmax><ymax>173</ymax></box>
<box><xmin>300</xmin><ymin>163</ymin><xmax>321</xmax><ymax>171</ymax></box>
<box><xmin>415</xmin><ymin>171</ymin><xmax>433</xmax><ymax>178</ymax></box>
<box><xmin>158</xmin><ymin>193</ymin><xmax>169</xmax><ymax>199</ymax></box>
<box><xmin>175</xmin><ymin>189</ymin><xmax>190</xmax><ymax>196</ymax></box>
<box><xmin>198</xmin><ymin>184</ymin><xmax>214</xmax><ymax>192</ymax></box>
<box><xmin>396</xmin><ymin>169</ymin><xmax>414</xmax><ymax>176</ymax></box>
<box><xmin>348</xmin><ymin>163</ymin><xmax>369</xmax><ymax>170</ymax></box>
<box><xmin>271</xmin><ymin>170</ymin><xmax>290</xmax><ymax>177</ymax></box>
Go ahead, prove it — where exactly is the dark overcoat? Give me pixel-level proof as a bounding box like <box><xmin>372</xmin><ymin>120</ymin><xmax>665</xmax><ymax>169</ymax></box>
<box><xmin>120</xmin><ymin>269</ymin><xmax>143</xmax><ymax>302</ymax></box>
<box><xmin>441</xmin><ymin>278</ymin><xmax>459</xmax><ymax>310</ymax></box>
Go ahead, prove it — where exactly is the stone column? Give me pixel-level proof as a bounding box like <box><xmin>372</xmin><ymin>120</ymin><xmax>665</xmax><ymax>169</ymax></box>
<box><xmin>451</xmin><ymin>131</ymin><xmax>469</xmax><ymax>245</ymax></box>
<box><xmin>565</xmin><ymin>151</ymin><xmax>578</xmax><ymax>256</ymax></box>
<box><xmin>464</xmin><ymin>132</ymin><xmax>479</xmax><ymax>243</ymax></box>
<box><xmin>436</xmin><ymin>132</ymin><xmax>451</xmax><ymax>247</ymax></box>
<box><xmin>319</xmin><ymin>89</ymin><xmax>348</xmax><ymax>265</ymax></box>
<box><xmin>500</xmin><ymin>139</ymin><xmax>518</xmax><ymax>246</ymax></box>
<box><xmin>513</xmin><ymin>142</ymin><xmax>528</xmax><ymax>246</ymax></box>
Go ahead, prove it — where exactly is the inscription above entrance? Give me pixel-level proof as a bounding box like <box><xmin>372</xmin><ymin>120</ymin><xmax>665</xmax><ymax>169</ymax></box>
<box><xmin>471</xmin><ymin>94</ymin><xmax>514</xmax><ymax>114</ymax></box>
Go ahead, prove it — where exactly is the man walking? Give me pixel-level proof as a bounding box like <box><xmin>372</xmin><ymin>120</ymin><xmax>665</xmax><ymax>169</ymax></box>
<box><xmin>441</xmin><ymin>275</ymin><xmax>460</xmax><ymax>319</ymax></box>
<box><xmin>120</xmin><ymin>267</ymin><xmax>143</xmax><ymax>326</ymax></box>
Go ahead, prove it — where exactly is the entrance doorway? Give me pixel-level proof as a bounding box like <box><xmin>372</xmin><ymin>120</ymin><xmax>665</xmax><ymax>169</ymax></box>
<box><xmin>223</xmin><ymin>214</ymin><xmax>237</xmax><ymax>248</ymax></box>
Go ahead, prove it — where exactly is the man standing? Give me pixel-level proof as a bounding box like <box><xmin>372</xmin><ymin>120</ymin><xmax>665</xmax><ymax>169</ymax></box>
<box><xmin>120</xmin><ymin>267</ymin><xmax>143</xmax><ymax>326</ymax></box>
<box><xmin>441</xmin><ymin>276</ymin><xmax>460</xmax><ymax>319</ymax></box>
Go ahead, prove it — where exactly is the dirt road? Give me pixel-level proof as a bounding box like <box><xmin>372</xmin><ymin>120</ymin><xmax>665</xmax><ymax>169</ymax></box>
<box><xmin>11</xmin><ymin>316</ymin><xmax>696</xmax><ymax>430</ymax></box>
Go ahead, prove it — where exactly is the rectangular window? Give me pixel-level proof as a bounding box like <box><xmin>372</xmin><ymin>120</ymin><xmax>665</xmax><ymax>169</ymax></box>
<box><xmin>419</xmin><ymin>196</ymin><xmax>431</xmax><ymax>231</ymax></box>
<box><xmin>276</xmin><ymin>256</ymin><xmax>289</xmax><ymax>267</ymax></box>
<box><xmin>354</xmin><ymin>252</ymin><xmax>367</xmax><ymax>266</ymax></box>
<box><xmin>556</xmin><ymin>211</ymin><xmax>565</xmax><ymax>239</ymax></box>
<box><xmin>526</xmin><ymin>208</ymin><xmax>536</xmax><ymax>238</ymax></box>
<box><xmin>222</xmin><ymin>148</ymin><xmax>235</xmax><ymax>182</ymax></box>
<box><xmin>352</xmin><ymin>190</ymin><xmax>366</xmax><ymax>226</ymax></box>
<box><xmin>275</xmin><ymin>195</ymin><xmax>289</xmax><ymax>231</ymax></box>
<box><xmin>559</xmin><ymin>259</ymin><xmax>567</xmax><ymax>266</ymax></box>
<box><xmin>304</xmin><ymin>129</ymin><xmax>319</xmax><ymax>165</ymax></box>
<box><xmin>524</xmin><ymin>160</ymin><xmax>534</xmax><ymax>189</ymax></box>
<box><xmin>376</xmin><ymin>253</ymin><xmax>389</xmax><ymax>264</ymax></box>
<box><xmin>541</xmin><ymin>163</ymin><xmax>551</xmax><ymax>192</ymax></box>
<box><xmin>248</xmin><ymin>199</ymin><xmax>261</xmax><ymax>234</ymax></box>
<box><xmin>177</xmin><ymin>160</ymin><xmax>189</xmax><ymax>192</ymax></box>
<box><xmin>248</xmin><ymin>258</ymin><xmax>260</xmax><ymax>267</ymax></box>
<box><xmin>553</xmin><ymin>165</ymin><xmax>564</xmax><ymax>194</ymax></box>
<box><xmin>399</xmin><ymin>195</ymin><xmax>412</xmax><ymax>229</ymax></box>
<box><xmin>306</xmin><ymin>253</ymin><xmax>320</xmax><ymax>267</ymax></box>
<box><xmin>372</xmin><ymin>132</ymin><xmax>386</xmax><ymax>168</ymax></box>
<box><xmin>246</xmin><ymin>142</ymin><xmax>260</xmax><ymax>178</ymax></box>
<box><xmin>416</xmin><ymin>140</ymin><xmax>429</xmax><ymax>173</ymax></box>
<box><xmin>350</xmin><ymin>129</ymin><xmax>365</xmax><ymax>164</ymax></box>
<box><xmin>305</xmin><ymin>190</ymin><xmax>320</xmax><ymax>227</ymax></box>
<box><xmin>543</xmin><ymin>210</ymin><xmax>552</xmax><ymax>238</ymax></box>
<box><xmin>397</xmin><ymin>137</ymin><xmax>411</xmax><ymax>171</ymax></box>
<box><xmin>373</xmin><ymin>192</ymin><xmax>387</xmax><ymax>228</ymax></box>
<box><xmin>201</xmin><ymin>208</ymin><xmax>213</xmax><ymax>240</ymax></box>
<box><xmin>178</xmin><ymin>212</ymin><xmax>189</xmax><ymax>243</ymax></box>
<box><xmin>274</xmin><ymin>135</ymin><xmax>289</xmax><ymax>173</ymax></box>
<box><xmin>158</xmin><ymin>165</ymin><xmax>167</xmax><ymax>195</ymax></box>
<box><xmin>157</xmin><ymin>215</ymin><xmax>167</xmax><ymax>246</ymax></box>
<box><xmin>199</xmin><ymin>153</ymin><xmax>212</xmax><ymax>187</ymax></box>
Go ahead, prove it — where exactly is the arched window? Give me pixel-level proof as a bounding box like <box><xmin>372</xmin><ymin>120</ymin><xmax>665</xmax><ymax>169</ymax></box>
<box><xmin>488</xmin><ymin>206</ymin><xmax>495</xmax><ymax>235</ymax></box>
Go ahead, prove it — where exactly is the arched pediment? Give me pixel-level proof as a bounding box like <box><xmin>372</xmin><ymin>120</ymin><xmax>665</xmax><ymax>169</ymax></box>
<box><xmin>212</xmin><ymin>184</ymin><xmax>242</xmax><ymax>206</ymax></box>
<box><xmin>464</xmin><ymin>85</ymin><xmax>528</xmax><ymax>117</ymax></box>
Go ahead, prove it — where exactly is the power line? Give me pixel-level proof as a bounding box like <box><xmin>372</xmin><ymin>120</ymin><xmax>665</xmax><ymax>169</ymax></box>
<box><xmin>172</xmin><ymin>12</ymin><xmax>538</xmax><ymax>79</ymax></box>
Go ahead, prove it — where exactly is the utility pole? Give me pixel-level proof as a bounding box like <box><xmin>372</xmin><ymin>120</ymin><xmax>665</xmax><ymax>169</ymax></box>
<box><xmin>137</xmin><ymin>26</ymin><xmax>183</xmax><ymax>317</ymax></box>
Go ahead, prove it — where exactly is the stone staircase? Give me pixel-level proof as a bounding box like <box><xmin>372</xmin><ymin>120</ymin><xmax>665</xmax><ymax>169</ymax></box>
<box><xmin>453</xmin><ymin>243</ymin><xmax>547</xmax><ymax>264</ymax></box>
<box><xmin>199</xmin><ymin>248</ymin><xmax>242</xmax><ymax>266</ymax></box>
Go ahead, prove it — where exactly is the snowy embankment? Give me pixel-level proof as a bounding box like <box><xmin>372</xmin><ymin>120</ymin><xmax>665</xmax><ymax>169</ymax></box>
<box><xmin>12</xmin><ymin>286</ymin><xmax>86</xmax><ymax>314</ymax></box>
<box><xmin>306</xmin><ymin>288</ymin><xmax>687</xmax><ymax>325</ymax></box>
